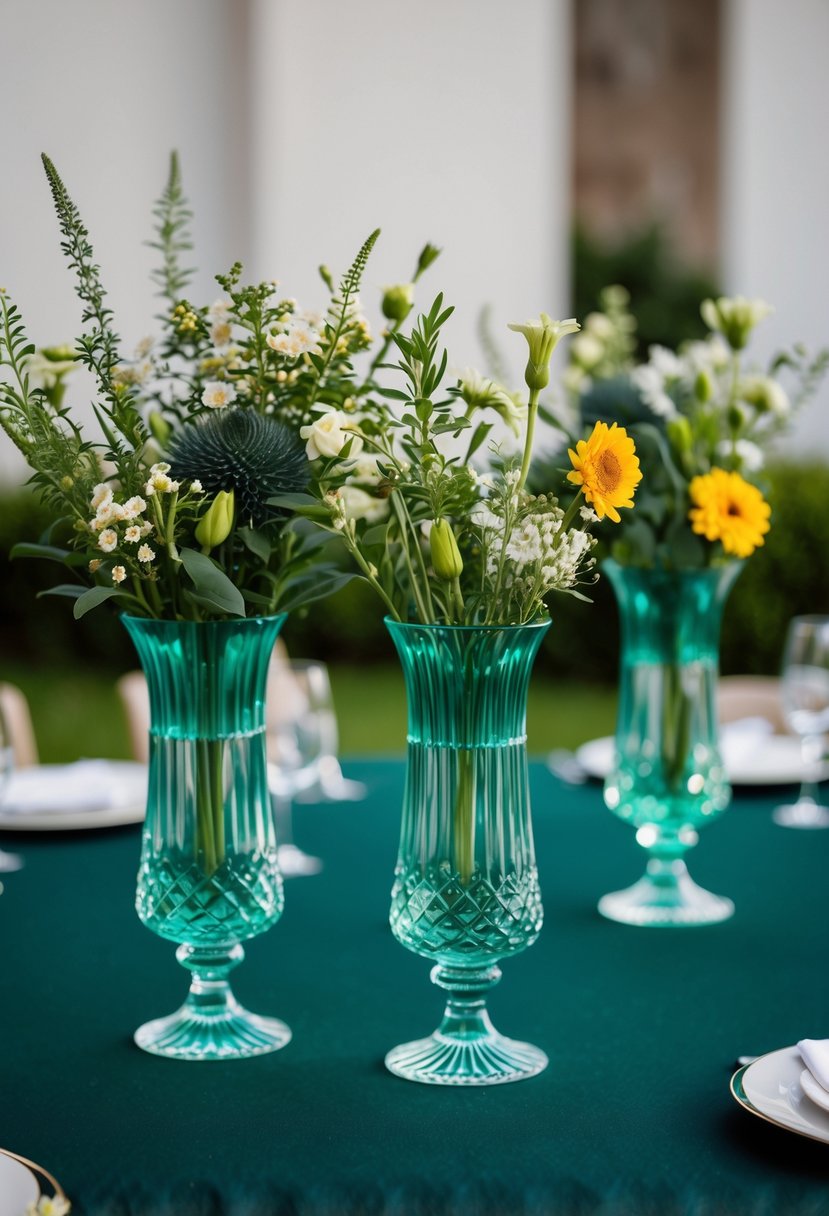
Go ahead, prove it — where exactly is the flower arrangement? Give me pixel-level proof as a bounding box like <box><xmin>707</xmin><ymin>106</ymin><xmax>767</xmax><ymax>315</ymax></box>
<box><xmin>0</xmin><ymin>154</ymin><xmax>642</xmax><ymax>629</ymax></box>
<box><xmin>565</xmin><ymin>287</ymin><xmax>828</xmax><ymax>569</ymax></box>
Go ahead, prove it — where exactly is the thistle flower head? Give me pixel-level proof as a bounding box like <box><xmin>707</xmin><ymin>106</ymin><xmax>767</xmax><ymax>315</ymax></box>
<box><xmin>169</xmin><ymin>408</ymin><xmax>308</xmax><ymax>527</ymax></box>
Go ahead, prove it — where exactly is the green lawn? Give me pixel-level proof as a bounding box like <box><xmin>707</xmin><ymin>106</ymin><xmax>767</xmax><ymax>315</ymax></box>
<box><xmin>1</xmin><ymin>662</ymin><xmax>617</xmax><ymax>763</ymax></box>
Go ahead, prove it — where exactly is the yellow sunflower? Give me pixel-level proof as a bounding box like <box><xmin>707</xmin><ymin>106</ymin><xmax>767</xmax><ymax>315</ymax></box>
<box><xmin>567</xmin><ymin>421</ymin><xmax>642</xmax><ymax>522</ymax></box>
<box><xmin>688</xmin><ymin>467</ymin><xmax>771</xmax><ymax>558</ymax></box>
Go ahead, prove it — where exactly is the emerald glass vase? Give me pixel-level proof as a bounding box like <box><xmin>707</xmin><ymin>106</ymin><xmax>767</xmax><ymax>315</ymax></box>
<box><xmin>386</xmin><ymin>618</ymin><xmax>550</xmax><ymax>1086</ymax></box>
<box><xmin>600</xmin><ymin>560</ymin><xmax>742</xmax><ymax>928</ymax></box>
<box><xmin>123</xmin><ymin>614</ymin><xmax>291</xmax><ymax>1060</ymax></box>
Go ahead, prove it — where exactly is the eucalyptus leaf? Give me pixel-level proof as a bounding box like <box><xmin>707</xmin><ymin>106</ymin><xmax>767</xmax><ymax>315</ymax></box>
<box><xmin>277</xmin><ymin>570</ymin><xmax>363</xmax><ymax>614</ymax></box>
<box><xmin>73</xmin><ymin>585</ymin><xmax>131</xmax><ymax>620</ymax></box>
<box><xmin>238</xmin><ymin>527</ymin><xmax>271</xmax><ymax>563</ymax></box>
<box><xmin>37</xmin><ymin>583</ymin><xmax>85</xmax><ymax>600</ymax></box>
<box><xmin>179</xmin><ymin>547</ymin><xmax>246</xmax><ymax>617</ymax></box>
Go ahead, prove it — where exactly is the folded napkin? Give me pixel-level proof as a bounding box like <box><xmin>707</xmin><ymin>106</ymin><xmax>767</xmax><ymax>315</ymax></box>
<box><xmin>0</xmin><ymin>760</ymin><xmax>147</xmax><ymax>816</ymax></box>
<box><xmin>720</xmin><ymin>716</ymin><xmax>775</xmax><ymax>766</ymax></box>
<box><xmin>798</xmin><ymin>1038</ymin><xmax>829</xmax><ymax>1092</ymax></box>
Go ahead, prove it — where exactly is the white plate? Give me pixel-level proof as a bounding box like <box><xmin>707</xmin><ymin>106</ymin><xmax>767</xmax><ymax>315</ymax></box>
<box><xmin>574</xmin><ymin>734</ymin><xmax>829</xmax><ymax>787</ymax></box>
<box><xmin>0</xmin><ymin>761</ymin><xmax>147</xmax><ymax>832</ymax></box>
<box><xmin>731</xmin><ymin>1045</ymin><xmax>829</xmax><ymax>1143</ymax></box>
<box><xmin>0</xmin><ymin>1150</ymin><xmax>39</xmax><ymax>1213</ymax></box>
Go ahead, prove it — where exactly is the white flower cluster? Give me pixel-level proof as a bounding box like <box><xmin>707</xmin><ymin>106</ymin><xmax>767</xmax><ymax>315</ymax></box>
<box><xmin>88</xmin><ymin>482</ymin><xmax>157</xmax><ymax>580</ymax></box>
<box><xmin>474</xmin><ymin>476</ymin><xmax>597</xmax><ymax>613</ymax></box>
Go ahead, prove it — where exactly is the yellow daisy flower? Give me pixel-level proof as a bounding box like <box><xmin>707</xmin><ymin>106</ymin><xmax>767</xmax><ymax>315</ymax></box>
<box><xmin>567</xmin><ymin>421</ymin><xmax>642</xmax><ymax>522</ymax></box>
<box><xmin>688</xmin><ymin>467</ymin><xmax>771</xmax><ymax>558</ymax></box>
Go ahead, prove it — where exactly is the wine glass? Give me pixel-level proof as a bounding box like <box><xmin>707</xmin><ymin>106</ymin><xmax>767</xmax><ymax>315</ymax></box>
<box><xmin>0</xmin><ymin>703</ymin><xmax>24</xmax><ymax>873</ymax></box>
<box><xmin>267</xmin><ymin>659</ymin><xmax>331</xmax><ymax>877</ymax></box>
<box><xmin>292</xmin><ymin>664</ymin><xmax>367</xmax><ymax>804</ymax></box>
<box><xmin>773</xmin><ymin>616</ymin><xmax>829</xmax><ymax>829</ymax></box>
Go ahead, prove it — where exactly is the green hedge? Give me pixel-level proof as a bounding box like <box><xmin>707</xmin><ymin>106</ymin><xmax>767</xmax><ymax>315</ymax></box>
<box><xmin>1</xmin><ymin>461</ymin><xmax>828</xmax><ymax>678</ymax></box>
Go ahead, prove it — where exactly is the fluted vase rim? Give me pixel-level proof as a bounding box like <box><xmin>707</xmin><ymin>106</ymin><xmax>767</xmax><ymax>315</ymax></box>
<box><xmin>384</xmin><ymin>615</ymin><xmax>551</xmax><ymax>634</ymax></box>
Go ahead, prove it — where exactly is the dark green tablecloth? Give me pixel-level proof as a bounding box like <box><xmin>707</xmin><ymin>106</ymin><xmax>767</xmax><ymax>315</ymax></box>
<box><xmin>1</xmin><ymin>761</ymin><xmax>828</xmax><ymax>1215</ymax></box>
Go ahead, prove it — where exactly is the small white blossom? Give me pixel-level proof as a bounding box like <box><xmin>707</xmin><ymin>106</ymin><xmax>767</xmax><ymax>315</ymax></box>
<box><xmin>715</xmin><ymin>438</ymin><xmax>765</xmax><ymax>473</ymax></box>
<box><xmin>111</xmin><ymin>565</ymin><xmax>127</xmax><ymax>583</ymax></box>
<box><xmin>339</xmin><ymin>485</ymin><xmax>389</xmax><ymax>524</ymax></box>
<box><xmin>137</xmin><ymin>544</ymin><xmax>156</xmax><ymax>563</ymax></box>
<box><xmin>140</xmin><ymin>520</ymin><xmax>154</xmax><ymax>537</ymax></box>
<box><xmin>580</xmin><ymin>505</ymin><xmax>599</xmax><ymax>523</ymax></box>
<box><xmin>26</xmin><ymin>1196</ymin><xmax>72</xmax><ymax>1216</ymax></box>
<box><xmin>123</xmin><ymin>496</ymin><xmax>147</xmax><ymax>519</ymax></box>
<box><xmin>88</xmin><ymin>558</ymin><xmax>102</xmax><ymax>573</ymax></box>
<box><xmin>90</xmin><ymin>483</ymin><xmax>111</xmax><ymax>510</ymax></box>
<box><xmin>631</xmin><ymin>365</ymin><xmax>678</xmax><ymax>419</ymax></box>
<box><xmin>267</xmin><ymin>325</ymin><xmax>323</xmax><ymax>359</ymax></box>
<box><xmin>202</xmin><ymin>381</ymin><xmax>237</xmax><ymax>409</ymax></box>
<box><xmin>97</xmin><ymin>528</ymin><xmax>118</xmax><ymax>553</ymax></box>
<box><xmin>124</xmin><ymin>525</ymin><xmax>142</xmax><ymax>544</ymax></box>
<box><xmin>190</xmin><ymin>479</ymin><xmax>204</xmax><ymax>494</ymax></box>
<box><xmin>299</xmin><ymin>409</ymin><xmax>363</xmax><ymax>461</ymax></box>
<box><xmin>211</xmin><ymin>320</ymin><xmax>233</xmax><ymax>348</ymax></box>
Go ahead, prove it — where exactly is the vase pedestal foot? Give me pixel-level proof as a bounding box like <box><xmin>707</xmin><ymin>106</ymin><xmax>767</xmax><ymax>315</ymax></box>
<box><xmin>134</xmin><ymin>942</ymin><xmax>291</xmax><ymax>1061</ymax></box>
<box><xmin>385</xmin><ymin>1030</ymin><xmax>547</xmax><ymax>1086</ymax></box>
<box><xmin>385</xmin><ymin>962</ymin><xmax>548</xmax><ymax>1086</ymax></box>
<box><xmin>598</xmin><ymin>859</ymin><xmax>734</xmax><ymax>928</ymax></box>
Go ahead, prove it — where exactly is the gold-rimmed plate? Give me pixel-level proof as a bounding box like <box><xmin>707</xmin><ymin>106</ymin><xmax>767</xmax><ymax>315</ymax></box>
<box><xmin>731</xmin><ymin>1045</ymin><xmax>829</xmax><ymax>1144</ymax></box>
<box><xmin>0</xmin><ymin>1149</ymin><xmax>40</xmax><ymax>1213</ymax></box>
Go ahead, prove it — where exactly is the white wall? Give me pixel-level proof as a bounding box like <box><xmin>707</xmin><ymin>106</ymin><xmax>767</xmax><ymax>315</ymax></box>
<box><xmin>0</xmin><ymin>0</ymin><xmax>572</xmax><ymax>483</ymax></box>
<box><xmin>0</xmin><ymin>0</ymin><xmax>249</xmax><ymax>479</ymax></box>
<box><xmin>248</xmin><ymin>0</ymin><xmax>572</xmax><ymax>380</ymax></box>
<box><xmin>722</xmin><ymin>0</ymin><xmax>829</xmax><ymax>452</ymax></box>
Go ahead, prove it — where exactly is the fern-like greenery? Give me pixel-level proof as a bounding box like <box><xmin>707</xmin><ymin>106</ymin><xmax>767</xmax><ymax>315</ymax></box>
<box><xmin>40</xmin><ymin>153</ymin><xmax>148</xmax><ymax>463</ymax></box>
<box><xmin>148</xmin><ymin>150</ymin><xmax>194</xmax><ymax>308</ymax></box>
<box><xmin>308</xmin><ymin>227</ymin><xmax>380</xmax><ymax>400</ymax></box>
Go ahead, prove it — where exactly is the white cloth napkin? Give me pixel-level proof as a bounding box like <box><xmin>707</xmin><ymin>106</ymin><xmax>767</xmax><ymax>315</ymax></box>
<box><xmin>798</xmin><ymin>1038</ymin><xmax>829</xmax><ymax>1092</ymax></box>
<box><xmin>720</xmin><ymin>716</ymin><xmax>775</xmax><ymax>767</ymax></box>
<box><xmin>0</xmin><ymin>761</ymin><xmax>147</xmax><ymax>816</ymax></box>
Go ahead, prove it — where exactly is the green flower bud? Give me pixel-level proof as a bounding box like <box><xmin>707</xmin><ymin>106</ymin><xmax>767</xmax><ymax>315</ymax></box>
<box><xmin>416</xmin><ymin>243</ymin><xmax>441</xmax><ymax>277</ymax></box>
<box><xmin>694</xmin><ymin>370</ymin><xmax>713</xmax><ymax>403</ymax></box>
<box><xmin>148</xmin><ymin>410</ymin><xmax>172</xmax><ymax>448</ymax></box>
<box><xmin>381</xmin><ymin>283</ymin><xmax>414</xmax><ymax>322</ymax></box>
<box><xmin>195</xmin><ymin>489</ymin><xmax>235</xmax><ymax>550</ymax></box>
<box><xmin>430</xmin><ymin>518</ymin><xmax>463</xmax><ymax>581</ymax></box>
<box><xmin>508</xmin><ymin>314</ymin><xmax>580</xmax><ymax>393</ymax></box>
<box><xmin>700</xmin><ymin>296</ymin><xmax>772</xmax><ymax>351</ymax></box>
<box><xmin>666</xmin><ymin>416</ymin><xmax>693</xmax><ymax>455</ymax></box>
<box><xmin>727</xmin><ymin>403</ymin><xmax>749</xmax><ymax>433</ymax></box>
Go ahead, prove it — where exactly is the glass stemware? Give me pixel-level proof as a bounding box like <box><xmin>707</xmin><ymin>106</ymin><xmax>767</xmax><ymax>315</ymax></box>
<box><xmin>773</xmin><ymin>616</ymin><xmax>829</xmax><ymax>829</ymax></box>
<box><xmin>267</xmin><ymin>659</ymin><xmax>332</xmax><ymax>877</ymax></box>
<box><xmin>0</xmin><ymin>703</ymin><xmax>24</xmax><ymax>874</ymax></box>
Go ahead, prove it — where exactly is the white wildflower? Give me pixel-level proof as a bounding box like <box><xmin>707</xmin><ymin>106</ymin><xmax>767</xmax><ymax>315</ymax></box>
<box><xmin>202</xmin><ymin>381</ymin><xmax>237</xmax><ymax>409</ymax></box>
<box><xmin>140</xmin><ymin>520</ymin><xmax>154</xmax><ymax>537</ymax></box>
<box><xmin>97</xmin><ymin>528</ymin><xmax>118</xmax><ymax>553</ymax></box>
<box><xmin>123</xmin><ymin>496</ymin><xmax>147</xmax><ymax>519</ymax></box>
<box><xmin>90</xmin><ymin>483</ymin><xmax>112</xmax><ymax>511</ymax></box>
<box><xmin>137</xmin><ymin>544</ymin><xmax>156</xmax><ymax>563</ymax></box>
<box><xmin>88</xmin><ymin>558</ymin><xmax>102</xmax><ymax>573</ymax></box>
<box><xmin>299</xmin><ymin>409</ymin><xmax>363</xmax><ymax>461</ymax></box>
<box><xmin>190</xmin><ymin>479</ymin><xmax>204</xmax><ymax>494</ymax></box>
<box><xmin>111</xmin><ymin>565</ymin><xmax>127</xmax><ymax>584</ymax></box>
<box><xmin>211</xmin><ymin>321</ymin><xmax>233</xmax><ymax>349</ymax></box>
<box><xmin>339</xmin><ymin>485</ymin><xmax>389</xmax><ymax>524</ymax></box>
<box><xmin>580</xmin><ymin>505</ymin><xmax>599</xmax><ymax>524</ymax></box>
<box><xmin>648</xmin><ymin>345</ymin><xmax>685</xmax><ymax>380</ymax></box>
<box><xmin>267</xmin><ymin>324</ymin><xmax>322</xmax><ymax>358</ymax></box>
<box><xmin>124</xmin><ymin>525</ymin><xmax>142</xmax><ymax>544</ymax></box>
<box><xmin>26</xmin><ymin>1196</ymin><xmax>72</xmax><ymax>1216</ymax></box>
<box><xmin>715</xmin><ymin>438</ymin><xmax>765</xmax><ymax>473</ymax></box>
<box><xmin>631</xmin><ymin>365</ymin><xmax>678</xmax><ymax>419</ymax></box>
<box><xmin>505</xmin><ymin>519</ymin><xmax>544</xmax><ymax>568</ymax></box>
<box><xmin>208</xmin><ymin>298</ymin><xmax>231</xmax><ymax>320</ymax></box>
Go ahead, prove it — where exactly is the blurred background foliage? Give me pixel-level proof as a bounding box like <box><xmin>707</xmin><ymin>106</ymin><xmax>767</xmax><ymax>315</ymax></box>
<box><xmin>572</xmin><ymin>223</ymin><xmax>719</xmax><ymax>355</ymax></box>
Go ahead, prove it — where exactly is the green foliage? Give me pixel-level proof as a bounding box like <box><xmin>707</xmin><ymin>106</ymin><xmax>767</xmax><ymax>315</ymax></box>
<box><xmin>147</xmin><ymin>150</ymin><xmax>195</xmax><ymax>307</ymax></box>
<box><xmin>573</xmin><ymin>223</ymin><xmax>719</xmax><ymax>356</ymax></box>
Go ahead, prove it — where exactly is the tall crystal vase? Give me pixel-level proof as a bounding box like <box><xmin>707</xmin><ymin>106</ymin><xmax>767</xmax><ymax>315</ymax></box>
<box><xmin>123</xmin><ymin>614</ymin><xmax>291</xmax><ymax>1060</ymax></box>
<box><xmin>599</xmin><ymin>560</ymin><xmax>742</xmax><ymax>928</ymax></box>
<box><xmin>386</xmin><ymin>618</ymin><xmax>550</xmax><ymax>1086</ymax></box>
